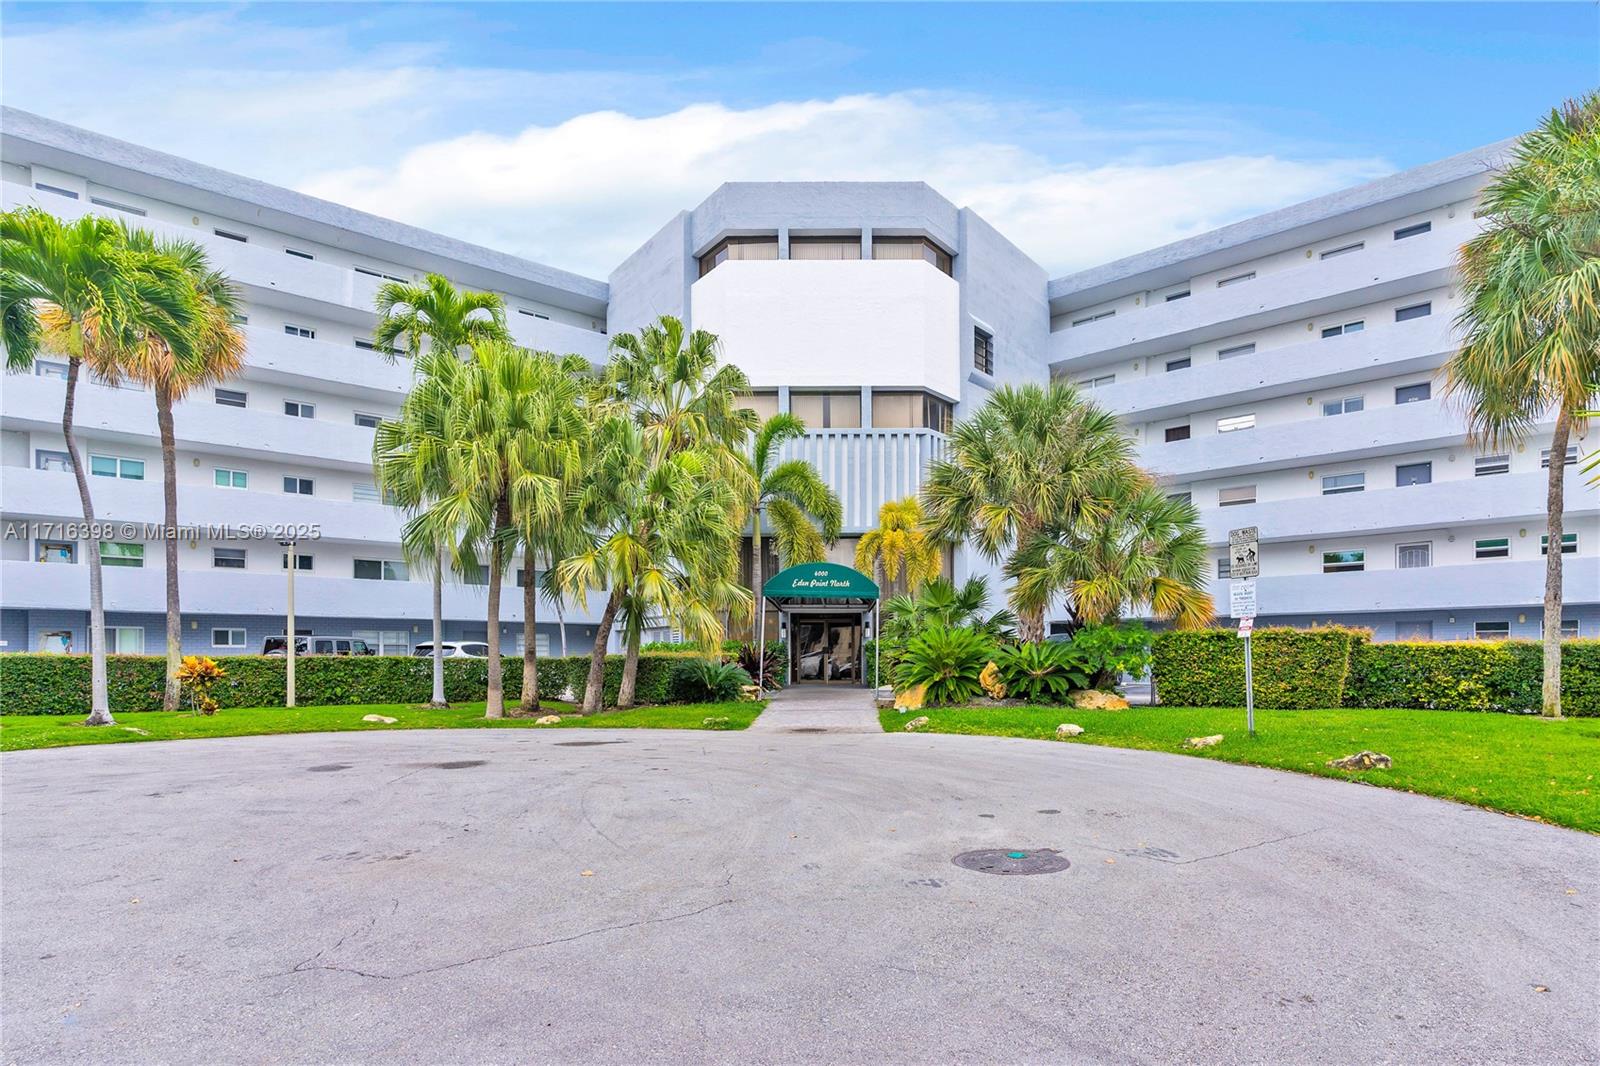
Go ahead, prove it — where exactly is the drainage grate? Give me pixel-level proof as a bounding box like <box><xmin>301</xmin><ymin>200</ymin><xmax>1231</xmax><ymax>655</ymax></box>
<box><xmin>951</xmin><ymin>848</ymin><xmax>1071</xmax><ymax>876</ymax></box>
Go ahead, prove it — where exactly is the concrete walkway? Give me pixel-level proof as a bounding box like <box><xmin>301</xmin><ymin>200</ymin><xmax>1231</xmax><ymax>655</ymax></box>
<box><xmin>748</xmin><ymin>683</ymin><xmax>881</xmax><ymax>733</ymax></box>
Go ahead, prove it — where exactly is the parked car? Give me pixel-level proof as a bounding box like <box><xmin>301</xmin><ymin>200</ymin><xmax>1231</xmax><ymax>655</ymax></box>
<box><xmin>262</xmin><ymin>636</ymin><xmax>373</xmax><ymax>656</ymax></box>
<box><xmin>412</xmin><ymin>641</ymin><xmax>490</xmax><ymax>659</ymax></box>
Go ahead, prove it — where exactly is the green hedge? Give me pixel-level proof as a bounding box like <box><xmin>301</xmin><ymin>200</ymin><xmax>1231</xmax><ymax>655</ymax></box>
<box><xmin>0</xmin><ymin>651</ymin><xmax>704</xmax><ymax>715</ymax></box>
<box><xmin>1151</xmin><ymin>630</ymin><xmax>1600</xmax><ymax>715</ymax></box>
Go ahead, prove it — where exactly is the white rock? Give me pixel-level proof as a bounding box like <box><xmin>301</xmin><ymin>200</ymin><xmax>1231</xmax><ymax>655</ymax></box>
<box><xmin>904</xmin><ymin>716</ymin><xmax>931</xmax><ymax>731</ymax></box>
<box><xmin>534</xmin><ymin>715</ymin><xmax>562</xmax><ymax>725</ymax></box>
<box><xmin>1183</xmin><ymin>734</ymin><xmax>1224</xmax><ymax>749</ymax></box>
<box><xmin>361</xmin><ymin>714</ymin><xmax>398</xmax><ymax>724</ymax></box>
<box><xmin>1055</xmin><ymin>723</ymin><xmax>1084</xmax><ymax>737</ymax></box>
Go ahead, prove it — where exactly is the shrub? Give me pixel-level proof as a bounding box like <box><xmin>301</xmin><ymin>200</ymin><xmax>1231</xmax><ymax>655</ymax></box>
<box><xmin>896</xmin><ymin>625</ymin><xmax>997</xmax><ymax>706</ymax></box>
<box><xmin>733</xmin><ymin>642</ymin><xmax>783</xmax><ymax>690</ymax></box>
<box><xmin>1068</xmin><ymin>622</ymin><xmax>1153</xmax><ymax>685</ymax></box>
<box><xmin>673</xmin><ymin>659</ymin><xmax>754</xmax><ymax>702</ymax></box>
<box><xmin>1347</xmin><ymin>639</ymin><xmax>1600</xmax><ymax>715</ymax></box>
<box><xmin>994</xmin><ymin>642</ymin><xmax>1091</xmax><ymax>704</ymax></box>
<box><xmin>1151</xmin><ymin>627</ymin><xmax>1364</xmax><ymax>710</ymax></box>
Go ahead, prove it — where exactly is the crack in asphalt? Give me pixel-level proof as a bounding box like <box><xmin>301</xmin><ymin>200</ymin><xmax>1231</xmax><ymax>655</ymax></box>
<box><xmin>262</xmin><ymin>898</ymin><xmax>735</xmax><ymax>982</ymax></box>
<box><xmin>1153</xmin><ymin>826</ymin><xmax>1327</xmax><ymax>866</ymax></box>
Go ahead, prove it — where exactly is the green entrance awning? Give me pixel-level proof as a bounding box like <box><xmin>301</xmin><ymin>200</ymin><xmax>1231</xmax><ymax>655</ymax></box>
<box><xmin>762</xmin><ymin>562</ymin><xmax>880</xmax><ymax>602</ymax></box>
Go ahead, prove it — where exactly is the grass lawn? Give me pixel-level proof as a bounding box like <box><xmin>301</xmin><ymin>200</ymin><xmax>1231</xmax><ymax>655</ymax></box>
<box><xmin>0</xmin><ymin>699</ymin><xmax>764</xmax><ymax>753</ymax></box>
<box><xmin>882</xmin><ymin>703</ymin><xmax>1600</xmax><ymax>833</ymax></box>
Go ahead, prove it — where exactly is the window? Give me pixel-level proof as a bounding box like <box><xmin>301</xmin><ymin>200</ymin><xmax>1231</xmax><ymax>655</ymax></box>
<box><xmin>100</xmin><ymin>542</ymin><xmax>144</xmax><ymax>568</ymax></box>
<box><xmin>1217</xmin><ymin>343</ymin><xmax>1256</xmax><ymax>360</ymax></box>
<box><xmin>1320</xmin><ymin>241</ymin><xmax>1364</xmax><ymax>260</ymax></box>
<box><xmin>1475</xmin><ymin>621</ymin><xmax>1511</xmax><ymax>641</ymax></box>
<box><xmin>283</xmin><ymin>400</ymin><xmax>315</xmax><ymax>419</ymax></box>
<box><xmin>1395</xmin><ymin>301</ymin><xmax>1432</xmax><ymax>322</ymax></box>
<box><xmin>353</xmin><ymin>266</ymin><xmax>406</xmax><ymax>282</ymax></box>
<box><xmin>352</xmin><ymin>482</ymin><xmax>382</xmax><ymax>503</ymax></box>
<box><xmin>230</xmin><ymin>313</ymin><xmax>248</xmax><ymax>326</ymax></box>
<box><xmin>1474</xmin><ymin>538</ymin><xmax>1510</xmax><ymax>560</ymax></box>
<box><xmin>214</xmin><ymin>468</ymin><xmax>247</xmax><ymax>490</ymax></box>
<box><xmin>1167</xmin><ymin>491</ymin><xmax>1191</xmax><ymax>504</ymax></box>
<box><xmin>870</xmin><ymin>391</ymin><xmax>950</xmax><ymax>432</ymax></box>
<box><xmin>1216</xmin><ymin>414</ymin><xmax>1256</xmax><ymax>433</ymax></box>
<box><xmin>1217</xmin><ymin>271</ymin><xmax>1255</xmax><ymax>288</ymax></box>
<box><xmin>1321</xmin><ymin>472</ymin><xmax>1365</xmax><ymax>495</ymax></box>
<box><xmin>1164</xmin><ymin>424</ymin><xmax>1191</xmax><ymax>443</ymax></box>
<box><xmin>517</xmin><ymin>308</ymin><xmax>551</xmax><ymax>321</ymax></box>
<box><xmin>353</xmin><ymin>338</ymin><xmax>398</xmax><ymax>354</ymax></box>
<box><xmin>1541</xmin><ymin>446</ymin><xmax>1579</xmax><ymax>468</ymax></box>
<box><xmin>283</xmin><ymin>476</ymin><xmax>314</xmax><ymax>496</ymax></box>
<box><xmin>285</xmin><ymin>248</ymin><xmax>314</xmax><ymax>260</ymax></box>
<box><xmin>281</xmin><ymin>553</ymin><xmax>314</xmax><ymax>571</ymax></box>
<box><xmin>1475</xmin><ymin>454</ymin><xmax>1510</xmax><ymax>476</ymax></box>
<box><xmin>354</xmin><ymin>629</ymin><xmax>411</xmax><ymax>656</ymax></box>
<box><xmin>1396</xmin><ymin>542</ymin><xmax>1432</xmax><ymax>569</ymax></box>
<box><xmin>354</xmin><ymin>559</ymin><xmax>407</xmax><ymax>581</ymax></box>
<box><xmin>284</xmin><ymin>324</ymin><xmax>315</xmax><ymax>340</ymax></box>
<box><xmin>1218</xmin><ymin>485</ymin><xmax>1256</xmax><ymax>507</ymax></box>
<box><xmin>1541</xmin><ymin>533</ymin><xmax>1579</xmax><ymax>555</ymax></box>
<box><xmin>1395</xmin><ymin>382</ymin><xmax>1432</xmax><ymax>404</ymax></box>
<box><xmin>515</xmin><ymin>567</ymin><xmax>543</xmax><ymax>588</ymax></box>
<box><xmin>1394</xmin><ymin>621</ymin><xmax>1434</xmax><ymax>640</ymax></box>
<box><xmin>1322</xmin><ymin>550</ymin><xmax>1365</xmax><ymax>574</ymax></box>
<box><xmin>108</xmin><ymin>627</ymin><xmax>144</xmax><ymax>654</ymax></box>
<box><xmin>871</xmin><ymin>237</ymin><xmax>952</xmax><ymax>275</ymax></box>
<box><xmin>1077</xmin><ymin>374</ymin><xmax>1115</xmax><ymax>390</ymax></box>
<box><xmin>1395</xmin><ymin>461</ymin><xmax>1433</xmax><ymax>487</ymax></box>
<box><xmin>353</xmin><ymin>412</ymin><xmax>381</xmax><ymax>429</ymax></box>
<box><xmin>34</xmin><ymin>182</ymin><xmax>78</xmax><ymax>199</ymax></box>
<box><xmin>90</xmin><ymin>454</ymin><xmax>145</xmax><ymax>480</ymax></box>
<box><xmin>791</xmin><ymin>391</ymin><xmax>862</xmax><ymax>430</ymax></box>
<box><xmin>1549</xmin><ymin>619</ymin><xmax>1581</xmax><ymax>639</ymax></box>
<box><xmin>737</xmin><ymin>391</ymin><xmax>779</xmax><ymax>420</ymax></box>
<box><xmin>213</xmin><ymin>548</ymin><xmax>247</xmax><ymax>570</ymax></box>
<box><xmin>214</xmin><ymin>228</ymin><xmax>248</xmax><ymax>242</ymax></box>
<box><xmin>697</xmin><ymin>236</ymin><xmax>778</xmax><ymax>277</ymax></box>
<box><xmin>1216</xmin><ymin>556</ymin><xmax>1232</xmax><ymax>579</ymax></box>
<box><xmin>35</xmin><ymin>450</ymin><xmax>73</xmax><ymax>473</ymax></box>
<box><xmin>973</xmin><ymin>328</ymin><xmax>994</xmax><ymax>375</ymax></box>
<box><xmin>1071</xmin><ymin>310</ymin><xmax>1115</xmax><ymax>327</ymax></box>
<box><xmin>34</xmin><ymin>359</ymin><xmax>69</xmax><ymax>380</ymax></box>
<box><xmin>1321</xmin><ymin>320</ymin><xmax>1365</xmax><ymax>338</ymax></box>
<box><xmin>89</xmin><ymin>195</ymin><xmax>146</xmax><ymax>217</ymax></box>
<box><xmin>1322</xmin><ymin>396</ymin><xmax>1364</xmax><ymax>417</ymax></box>
<box><xmin>1165</xmin><ymin>290</ymin><xmax>1190</xmax><ymax>302</ymax></box>
<box><xmin>788</xmin><ymin>236</ymin><xmax>861</xmax><ymax>260</ymax></box>
<box><xmin>215</xmin><ymin>388</ymin><xmax>247</xmax><ymax>408</ymax></box>
<box><xmin>37</xmin><ymin>540</ymin><xmax>75</xmax><ymax>564</ymax></box>
<box><xmin>1165</xmin><ymin>357</ymin><xmax>1191</xmax><ymax>372</ymax></box>
<box><xmin>212</xmin><ymin>628</ymin><xmax>247</xmax><ymax>649</ymax></box>
<box><xmin>1394</xmin><ymin>221</ymin><xmax>1432</xmax><ymax>240</ymax></box>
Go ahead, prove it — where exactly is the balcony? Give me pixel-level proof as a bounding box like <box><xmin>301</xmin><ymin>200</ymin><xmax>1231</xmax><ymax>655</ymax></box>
<box><xmin>777</xmin><ymin>428</ymin><xmax>948</xmax><ymax>531</ymax></box>
<box><xmin>1049</xmin><ymin>222</ymin><xmax>1469</xmax><ymax>370</ymax></box>
<box><xmin>1229</xmin><ymin>556</ymin><xmax>1599</xmax><ymax>616</ymax></box>
<box><xmin>1088</xmin><ymin>315</ymin><xmax>1453</xmax><ymax>422</ymax></box>
<box><xmin>241</xmin><ymin>326</ymin><xmax>412</xmax><ymax>400</ymax></box>
<box><xmin>1194</xmin><ymin>471</ymin><xmax>1600</xmax><ymax>545</ymax></box>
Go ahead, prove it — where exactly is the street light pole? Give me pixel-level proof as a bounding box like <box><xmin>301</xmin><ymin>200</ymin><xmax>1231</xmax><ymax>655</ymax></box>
<box><xmin>280</xmin><ymin>538</ymin><xmax>296</xmax><ymax>708</ymax></box>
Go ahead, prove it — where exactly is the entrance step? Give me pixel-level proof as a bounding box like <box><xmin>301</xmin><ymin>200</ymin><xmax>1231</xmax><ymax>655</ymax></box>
<box><xmin>748</xmin><ymin>686</ymin><xmax>881</xmax><ymax>734</ymax></box>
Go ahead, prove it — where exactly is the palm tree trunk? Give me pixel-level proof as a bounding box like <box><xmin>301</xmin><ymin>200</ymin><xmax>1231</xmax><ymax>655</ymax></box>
<box><xmin>520</xmin><ymin>558</ymin><xmax>539</xmax><ymax>714</ymax></box>
<box><xmin>1017</xmin><ymin>605</ymin><xmax>1046</xmax><ymax>644</ymax></box>
<box><xmin>63</xmin><ymin>360</ymin><xmax>113</xmax><ymax>725</ymax></box>
<box><xmin>429</xmin><ymin>546</ymin><xmax>446</xmax><ymax>707</ymax></box>
<box><xmin>1540</xmin><ymin>411</ymin><xmax>1571</xmax><ymax>718</ymax></box>
<box><xmin>156</xmin><ymin>381</ymin><xmax>182</xmax><ymax>710</ymax></box>
<box><xmin>617</xmin><ymin>624</ymin><xmax>642</xmax><ymax>709</ymax></box>
<box><xmin>582</xmin><ymin>588</ymin><xmax>624</xmax><ymax>713</ymax></box>
<box><xmin>484</xmin><ymin>506</ymin><xmax>511</xmax><ymax>719</ymax></box>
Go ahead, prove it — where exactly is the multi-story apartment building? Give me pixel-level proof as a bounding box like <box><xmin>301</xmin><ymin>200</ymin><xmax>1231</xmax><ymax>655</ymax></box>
<box><xmin>1</xmin><ymin>107</ymin><xmax>1594</xmax><ymax>669</ymax></box>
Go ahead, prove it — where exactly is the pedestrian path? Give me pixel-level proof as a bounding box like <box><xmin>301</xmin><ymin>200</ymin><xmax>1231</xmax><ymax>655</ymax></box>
<box><xmin>748</xmin><ymin>685</ymin><xmax>882</xmax><ymax>733</ymax></box>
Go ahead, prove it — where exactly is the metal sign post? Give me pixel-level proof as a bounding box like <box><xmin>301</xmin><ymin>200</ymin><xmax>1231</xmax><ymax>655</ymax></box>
<box><xmin>1228</xmin><ymin>526</ymin><xmax>1260</xmax><ymax>737</ymax></box>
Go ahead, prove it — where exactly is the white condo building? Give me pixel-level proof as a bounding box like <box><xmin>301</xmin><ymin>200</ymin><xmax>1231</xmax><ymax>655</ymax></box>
<box><xmin>1</xmin><ymin>107</ymin><xmax>1594</xmax><ymax>670</ymax></box>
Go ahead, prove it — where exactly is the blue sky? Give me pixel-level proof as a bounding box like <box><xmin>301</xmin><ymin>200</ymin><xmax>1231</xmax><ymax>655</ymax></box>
<box><xmin>3</xmin><ymin>3</ymin><xmax>1595</xmax><ymax>276</ymax></box>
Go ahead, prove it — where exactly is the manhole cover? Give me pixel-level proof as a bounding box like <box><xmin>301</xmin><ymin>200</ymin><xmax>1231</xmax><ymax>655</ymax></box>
<box><xmin>553</xmin><ymin>740</ymin><xmax>628</xmax><ymax>747</ymax></box>
<box><xmin>951</xmin><ymin>848</ymin><xmax>1071</xmax><ymax>876</ymax></box>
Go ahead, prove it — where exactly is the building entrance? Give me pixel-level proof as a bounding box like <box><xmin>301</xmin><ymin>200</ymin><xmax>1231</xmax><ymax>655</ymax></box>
<box><xmin>791</xmin><ymin>614</ymin><xmax>863</xmax><ymax>683</ymax></box>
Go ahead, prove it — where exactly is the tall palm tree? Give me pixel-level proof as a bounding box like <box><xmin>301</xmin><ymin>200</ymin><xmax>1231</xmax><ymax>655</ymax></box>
<box><xmin>740</xmin><ymin>412</ymin><xmax>843</xmax><ymax>639</ymax></box>
<box><xmin>855</xmin><ymin>496</ymin><xmax>942</xmax><ymax>597</ymax></box>
<box><xmin>922</xmin><ymin>382</ymin><xmax>1140</xmax><ymax>642</ymax></box>
<box><xmin>2</xmin><ymin>208</ymin><xmax>199</xmax><ymax>724</ymax></box>
<box><xmin>1443</xmin><ymin>93</ymin><xmax>1600</xmax><ymax>718</ymax></box>
<box><xmin>371</xmin><ymin>275</ymin><xmax>510</xmax><ymax>707</ymax></box>
<box><xmin>116</xmin><ymin>235</ymin><xmax>244</xmax><ymax>709</ymax></box>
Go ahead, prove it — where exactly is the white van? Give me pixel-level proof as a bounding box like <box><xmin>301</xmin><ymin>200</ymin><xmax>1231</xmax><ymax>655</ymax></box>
<box><xmin>412</xmin><ymin>641</ymin><xmax>490</xmax><ymax>659</ymax></box>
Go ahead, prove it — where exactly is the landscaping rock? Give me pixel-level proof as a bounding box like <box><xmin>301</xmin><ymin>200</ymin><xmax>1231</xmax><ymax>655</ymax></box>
<box><xmin>702</xmin><ymin>716</ymin><xmax>732</xmax><ymax>729</ymax></box>
<box><xmin>894</xmin><ymin>683</ymin><xmax>928</xmax><ymax>712</ymax></box>
<box><xmin>534</xmin><ymin>715</ymin><xmax>562</xmax><ymax>725</ymax></box>
<box><xmin>979</xmin><ymin>661</ymin><xmax>1006</xmax><ymax>700</ymax></box>
<box><xmin>361</xmin><ymin>714</ymin><xmax>398</xmax><ymax>724</ymax></box>
<box><xmin>1183</xmin><ymin>734</ymin><xmax>1224</xmax><ymax>749</ymax></box>
<box><xmin>1328</xmin><ymin>750</ymin><xmax>1392</xmax><ymax>771</ymax></box>
<box><xmin>904</xmin><ymin>716</ymin><xmax>930</xmax><ymax>731</ymax></box>
<box><xmin>1055</xmin><ymin>723</ymin><xmax>1084</xmax><ymax>738</ymax></box>
<box><xmin>1072</xmin><ymin>690</ymin><xmax>1129</xmax><ymax>710</ymax></box>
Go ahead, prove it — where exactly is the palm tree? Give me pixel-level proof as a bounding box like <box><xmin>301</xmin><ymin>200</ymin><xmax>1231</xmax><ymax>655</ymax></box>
<box><xmin>2</xmin><ymin>208</ymin><xmax>199</xmax><ymax>725</ymax></box>
<box><xmin>371</xmin><ymin>275</ymin><xmax>510</xmax><ymax>707</ymax></box>
<box><xmin>922</xmin><ymin>382</ymin><xmax>1140</xmax><ymax>642</ymax></box>
<box><xmin>740</xmin><ymin>412</ymin><xmax>843</xmax><ymax>639</ymax></box>
<box><xmin>116</xmin><ymin>235</ymin><xmax>244</xmax><ymax>710</ymax></box>
<box><xmin>855</xmin><ymin>497</ymin><xmax>942</xmax><ymax>598</ymax></box>
<box><xmin>881</xmin><ymin>574</ymin><xmax>1016</xmax><ymax>646</ymax></box>
<box><xmin>1443</xmin><ymin>93</ymin><xmax>1600</xmax><ymax>718</ymax></box>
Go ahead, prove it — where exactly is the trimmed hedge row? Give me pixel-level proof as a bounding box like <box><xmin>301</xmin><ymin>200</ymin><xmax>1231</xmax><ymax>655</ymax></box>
<box><xmin>1152</xmin><ymin>629</ymin><xmax>1600</xmax><ymax>715</ymax></box>
<box><xmin>0</xmin><ymin>651</ymin><xmax>704</xmax><ymax>715</ymax></box>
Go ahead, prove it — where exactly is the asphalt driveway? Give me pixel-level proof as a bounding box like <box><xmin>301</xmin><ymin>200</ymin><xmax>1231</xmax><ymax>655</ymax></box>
<box><xmin>3</xmin><ymin>726</ymin><xmax>1596</xmax><ymax>1064</ymax></box>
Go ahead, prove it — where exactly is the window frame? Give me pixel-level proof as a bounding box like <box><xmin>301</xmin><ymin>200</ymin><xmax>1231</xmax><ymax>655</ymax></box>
<box><xmin>1394</xmin><ymin>301</ymin><xmax>1433</xmax><ymax>322</ymax></box>
<box><xmin>1396</xmin><ymin>541</ymin><xmax>1433</xmax><ymax>569</ymax></box>
<box><xmin>283</xmin><ymin>476</ymin><xmax>315</xmax><ymax>496</ymax></box>
<box><xmin>1321</xmin><ymin>471</ymin><xmax>1365</xmax><ymax>496</ymax></box>
<box><xmin>1217</xmin><ymin>343</ymin><xmax>1256</xmax><ymax>360</ymax></box>
<box><xmin>212</xmin><ymin>547</ymin><xmax>247</xmax><ymax>570</ymax></box>
<box><xmin>1321</xmin><ymin>320</ymin><xmax>1365</xmax><ymax>338</ymax></box>
<box><xmin>1321</xmin><ymin>549</ymin><xmax>1366</xmax><ymax>574</ymax></box>
<box><xmin>1395</xmin><ymin>382</ymin><xmax>1432</xmax><ymax>405</ymax></box>
<box><xmin>1216</xmin><ymin>413</ymin><xmax>1256</xmax><ymax>433</ymax></box>
<box><xmin>1541</xmin><ymin>532</ymin><xmax>1579</xmax><ymax>555</ymax></box>
<box><xmin>89</xmin><ymin>453</ymin><xmax>145</xmax><ymax>481</ymax></box>
<box><xmin>1216</xmin><ymin>271</ymin><xmax>1255</xmax><ymax>288</ymax></box>
<box><xmin>1322</xmin><ymin>396</ymin><xmax>1364</xmax><ymax>417</ymax></box>
<box><xmin>1393</xmin><ymin>221</ymin><xmax>1432</xmax><ymax>240</ymax></box>
<box><xmin>283</xmin><ymin>400</ymin><xmax>316</xmax><ymax>419</ymax></box>
<box><xmin>211</xmin><ymin>627</ymin><xmax>247</xmax><ymax>649</ymax></box>
<box><xmin>214</xmin><ymin>387</ymin><xmax>248</xmax><ymax>408</ymax></box>
<box><xmin>281</xmin><ymin>552</ymin><xmax>314</xmax><ymax>571</ymax></box>
<box><xmin>1474</xmin><ymin>537</ymin><xmax>1510</xmax><ymax>560</ymax></box>
<box><xmin>1164</xmin><ymin>424</ymin><xmax>1191</xmax><ymax>443</ymax></box>
<box><xmin>697</xmin><ymin>235</ymin><xmax>779</xmax><ymax>277</ymax></box>
<box><xmin>1474</xmin><ymin>621</ymin><xmax>1511</xmax><ymax>641</ymax></box>
<box><xmin>1395</xmin><ymin>461</ymin><xmax>1433</xmax><ymax>487</ymax></box>
<box><xmin>353</xmin><ymin>412</ymin><xmax>382</xmax><ymax>429</ymax></box>
<box><xmin>1474</xmin><ymin>454</ymin><xmax>1510</xmax><ymax>477</ymax></box>
<box><xmin>973</xmin><ymin>327</ymin><xmax>994</xmax><ymax>375</ymax></box>
<box><xmin>870</xmin><ymin>236</ymin><xmax>953</xmax><ymax>275</ymax></box>
<box><xmin>1218</xmin><ymin>484</ymin><xmax>1256</xmax><ymax>507</ymax></box>
<box><xmin>1319</xmin><ymin>241</ymin><xmax>1365</xmax><ymax>260</ymax></box>
<box><xmin>1165</xmin><ymin>356</ymin><xmax>1191</xmax><ymax>373</ymax></box>
<box><xmin>213</xmin><ymin>467</ymin><xmax>248</xmax><ymax>490</ymax></box>
<box><xmin>99</xmin><ymin>541</ymin><xmax>145</xmax><ymax>568</ymax></box>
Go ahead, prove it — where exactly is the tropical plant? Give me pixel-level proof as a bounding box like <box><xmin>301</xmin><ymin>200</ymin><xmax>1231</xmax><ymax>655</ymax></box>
<box><xmin>734</xmin><ymin>641</ymin><xmax>783</xmax><ymax>690</ymax></box>
<box><xmin>922</xmin><ymin>381</ymin><xmax>1144</xmax><ymax>642</ymax></box>
<box><xmin>372</xmin><ymin>275</ymin><xmax>511</xmax><ymax>708</ymax></box>
<box><xmin>1443</xmin><ymin>93</ymin><xmax>1600</xmax><ymax>717</ymax></box>
<box><xmin>882</xmin><ymin>574</ymin><xmax>1015</xmax><ymax>648</ymax></box>
<box><xmin>676</xmin><ymin>658</ymin><xmax>753</xmax><ymax>702</ymax></box>
<box><xmin>740</xmin><ymin>412</ymin><xmax>842</xmax><ymax>638</ymax></box>
<box><xmin>174</xmin><ymin>654</ymin><xmax>226</xmax><ymax>716</ymax></box>
<box><xmin>895</xmin><ymin>624</ymin><xmax>997</xmax><ymax>706</ymax></box>
<box><xmin>993</xmin><ymin>641</ymin><xmax>1091</xmax><ymax>704</ymax></box>
<box><xmin>2</xmin><ymin>208</ymin><xmax>203</xmax><ymax>725</ymax></box>
<box><xmin>1069</xmin><ymin>621</ymin><xmax>1154</xmax><ymax>687</ymax></box>
<box><xmin>855</xmin><ymin>496</ymin><xmax>942</xmax><ymax>596</ymax></box>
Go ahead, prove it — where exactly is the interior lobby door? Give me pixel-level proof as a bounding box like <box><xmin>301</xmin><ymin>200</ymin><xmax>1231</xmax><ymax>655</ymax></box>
<box><xmin>792</xmin><ymin>616</ymin><xmax>862</xmax><ymax>683</ymax></box>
